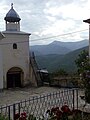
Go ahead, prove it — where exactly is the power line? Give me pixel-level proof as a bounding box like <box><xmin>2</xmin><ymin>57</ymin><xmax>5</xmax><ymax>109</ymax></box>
<box><xmin>30</xmin><ymin>29</ymin><xmax>88</xmax><ymax>42</ymax></box>
<box><xmin>0</xmin><ymin>29</ymin><xmax>88</xmax><ymax>45</ymax></box>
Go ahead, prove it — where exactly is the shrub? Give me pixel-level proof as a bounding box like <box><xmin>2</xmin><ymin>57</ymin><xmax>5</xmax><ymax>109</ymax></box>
<box><xmin>0</xmin><ymin>113</ymin><xmax>9</xmax><ymax>120</ymax></box>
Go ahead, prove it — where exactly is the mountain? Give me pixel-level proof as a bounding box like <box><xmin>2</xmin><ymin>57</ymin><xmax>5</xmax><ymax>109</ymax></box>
<box><xmin>51</xmin><ymin>40</ymin><xmax>88</xmax><ymax>50</ymax></box>
<box><xmin>30</xmin><ymin>43</ymin><xmax>71</xmax><ymax>55</ymax></box>
<box><xmin>35</xmin><ymin>46</ymin><xmax>88</xmax><ymax>73</ymax></box>
<box><xmin>30</xmin><ymin>39</ymin><xmax>88</xmax><ymax>55</ymax></box>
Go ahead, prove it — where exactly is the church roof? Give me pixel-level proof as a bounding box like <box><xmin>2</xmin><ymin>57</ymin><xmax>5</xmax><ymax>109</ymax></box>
<box><xmin>4</xmin><ymin>3</ymin><xmax>21</xmax><ymax>22</ymax></box>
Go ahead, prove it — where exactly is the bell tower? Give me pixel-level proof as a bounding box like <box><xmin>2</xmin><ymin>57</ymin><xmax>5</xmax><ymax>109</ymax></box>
<box><xmin>4</xmin><ymin>3</ymin><xmax>21</xmax><ymax>31</ymax></box>
<box><xmin>2</xmin><ymin>3</ymin><xmax>31</xmax><ymax>88</ymax></box>
<box><xmin>1</xmin><ymin>3</ymin><xmax>38</xmax><ymax>89</ymax></box>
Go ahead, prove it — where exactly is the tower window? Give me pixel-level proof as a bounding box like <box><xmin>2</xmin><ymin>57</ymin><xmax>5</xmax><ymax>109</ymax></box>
<box><xmin>13</xmin><ymin>43</ymin><xmax>17</xmax><ymax>49</ymax></box>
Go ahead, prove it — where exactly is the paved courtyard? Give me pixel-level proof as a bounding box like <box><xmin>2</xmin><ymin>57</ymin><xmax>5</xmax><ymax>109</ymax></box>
<box><xmin>0</xmin><ymin>86</ymin><xmax>64</xmax><ymax>106</ymax></box>
<box><xmin>0</xmin><ymin>86</ymin><xmax>85</xmax><ymax>108</ymax></box>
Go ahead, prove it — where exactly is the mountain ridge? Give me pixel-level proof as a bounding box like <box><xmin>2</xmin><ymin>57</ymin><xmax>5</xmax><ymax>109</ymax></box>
<box><xmin>30</xmin><ymin>39</ymin><xmax>88</xmax><ymax>56</ymax></box>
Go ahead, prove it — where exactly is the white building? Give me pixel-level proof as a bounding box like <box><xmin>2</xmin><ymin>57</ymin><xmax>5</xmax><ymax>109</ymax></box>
<box><xmin>0</xmin><ymin>32</ymin><xmax>5</xmax><ymax>90</ymax></box>
<box><xmin>0</xmin><ymin>4</ymin><xmax>42</xmax><ymax>89</ymax></box>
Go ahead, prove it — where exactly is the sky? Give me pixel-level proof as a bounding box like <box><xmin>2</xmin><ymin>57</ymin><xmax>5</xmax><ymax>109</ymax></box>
<box><xmin>0</xmin><ymin>0</ymin><xmax>90</xmax><ymax>45</ymax></box>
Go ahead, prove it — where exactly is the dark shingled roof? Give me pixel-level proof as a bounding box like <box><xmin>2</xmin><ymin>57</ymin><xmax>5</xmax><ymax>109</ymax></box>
<box><xmin>4</xmin><ymin>3</ymin><xmax>21</xmax><ymax>22</ymax></box>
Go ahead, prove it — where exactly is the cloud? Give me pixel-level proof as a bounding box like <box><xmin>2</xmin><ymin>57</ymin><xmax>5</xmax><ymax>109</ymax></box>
<box><xmin>0</xmin><ymin>0</ymin><xmax>89</xmax><ymax>45</ymax></box>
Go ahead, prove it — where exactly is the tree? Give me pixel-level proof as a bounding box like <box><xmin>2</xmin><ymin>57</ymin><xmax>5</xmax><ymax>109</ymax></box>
<box><xmin>75</xmin><ymin>50</ymin><xmax>89</xmax><ymax>74</ymax></box>
<box><xmin>75</xmin><ymin>50</ymin><xmax>90</xmax><ymax>103</ymax></box>
<box><xmin>53</xmin><ymin>68</ymin><xmax>68</xmax><ymax>77</ymax></box>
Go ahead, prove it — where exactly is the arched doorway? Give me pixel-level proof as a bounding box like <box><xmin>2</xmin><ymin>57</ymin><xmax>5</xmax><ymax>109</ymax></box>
<box><xmin>7</xmin><ymin>67</ymin><xmax>23</xmax><ymax>88</ymax></box>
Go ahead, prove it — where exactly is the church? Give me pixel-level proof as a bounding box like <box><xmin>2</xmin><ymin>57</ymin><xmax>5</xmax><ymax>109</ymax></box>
<box><xmin>0</xmin><ymin>4</ymin><xmax>42</xmax><ymax>90</ymax></box>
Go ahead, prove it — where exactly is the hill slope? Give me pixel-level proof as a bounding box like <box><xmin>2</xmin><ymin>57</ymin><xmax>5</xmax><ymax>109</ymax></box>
<box><xmin>35</xmin><ymin>46</ymin><xmax>88</xmax><ymax>73</ymax></box>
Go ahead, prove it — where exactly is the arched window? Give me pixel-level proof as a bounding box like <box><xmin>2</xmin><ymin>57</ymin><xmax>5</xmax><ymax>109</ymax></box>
<box><xmin>13</xmin><ymin>43</ymin><xmax>17</xmax><ymax>49</ymax></box>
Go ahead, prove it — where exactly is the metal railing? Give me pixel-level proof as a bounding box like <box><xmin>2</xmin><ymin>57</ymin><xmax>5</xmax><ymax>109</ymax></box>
<box><xmin>0</xmin><ymin>89</ymin><xmax>79</xmax><ymax>120</ymax></box>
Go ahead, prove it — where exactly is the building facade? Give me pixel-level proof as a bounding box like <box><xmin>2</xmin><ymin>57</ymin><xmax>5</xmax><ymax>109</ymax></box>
<box><xmin>0</xmin><ymin>32</ymin><xmax>5</xmax><ymax>90</ymax></box>
<box><xmin>0</xmin><ymin>4</ymin><xmax>40</xmax><ymax>89</ymax></box>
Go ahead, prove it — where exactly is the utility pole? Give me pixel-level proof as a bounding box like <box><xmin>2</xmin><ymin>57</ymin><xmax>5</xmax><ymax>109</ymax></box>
<box><xmin>83</xmin><ymin>19</ymin><xmax>90</xmax><ymax>62</ymax></box>
<box><xmin>83</xmin><ymin>18</ymin><xmax>90</xmax><ymax>103</ymax></box>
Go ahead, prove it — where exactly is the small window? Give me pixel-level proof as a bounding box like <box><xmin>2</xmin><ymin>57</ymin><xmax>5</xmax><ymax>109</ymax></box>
<box><xmin>13</xmin><ymin>43</ymin><xmax>17</xmax><ymax>49</ymax></box>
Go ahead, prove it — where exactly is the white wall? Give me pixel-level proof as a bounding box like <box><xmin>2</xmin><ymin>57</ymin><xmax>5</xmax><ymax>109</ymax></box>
<box><xmin>0</xmin><ymin>48</ymin><xmax>3</xmax><ymax>89</ymax></box>
<box><xmin>1</xmin><ymin>32</ymin><xmax>30</xmax><ymax>88</ymax></box>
